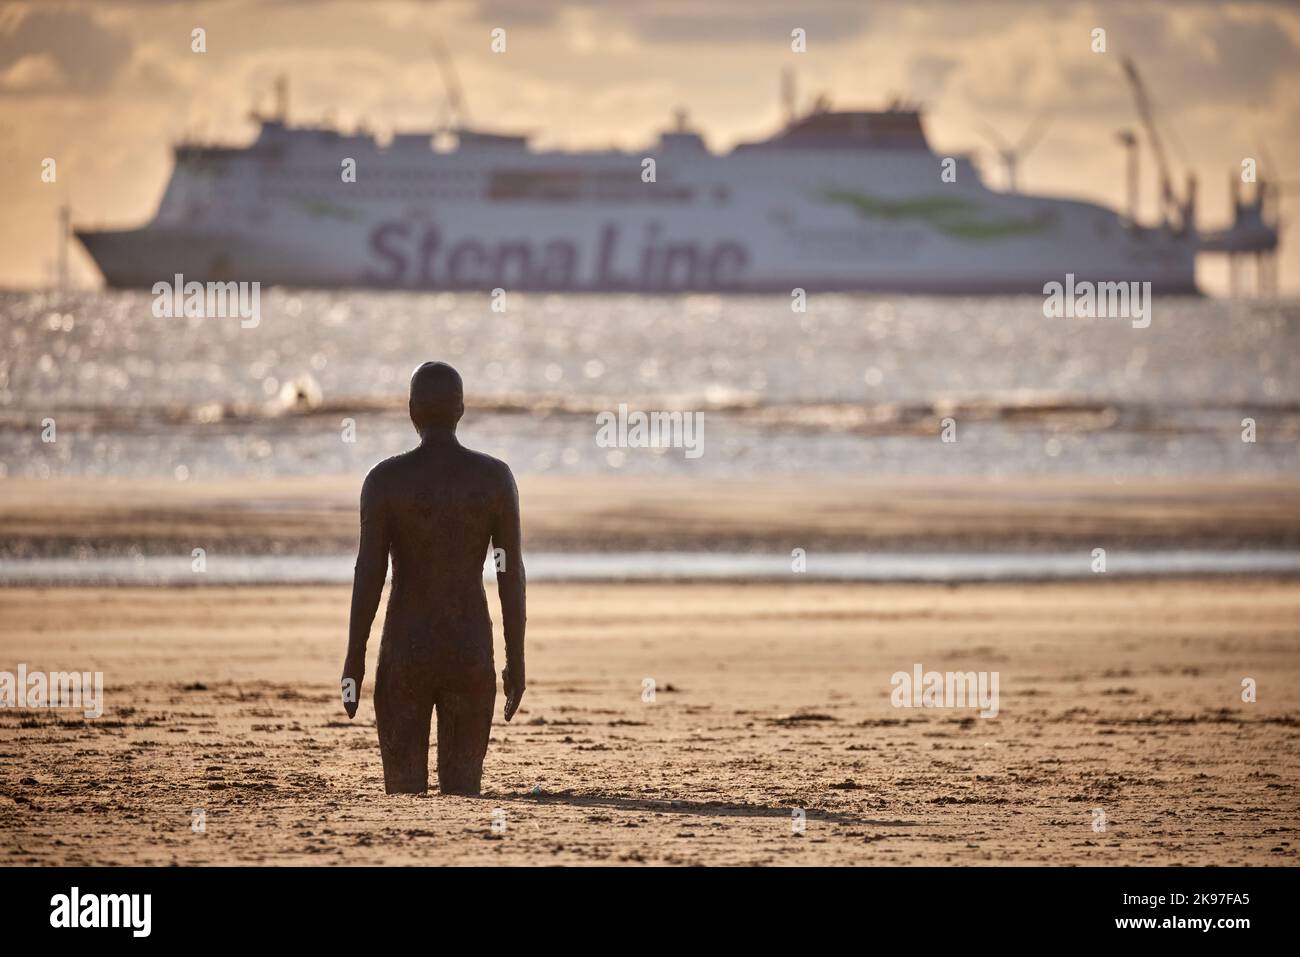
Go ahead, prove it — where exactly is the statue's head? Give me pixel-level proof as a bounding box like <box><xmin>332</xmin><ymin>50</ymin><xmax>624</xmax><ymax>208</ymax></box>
<box><xmin>409</xmin><ymin>361</ymin><xmax>464</xmax><ymax>433</ymax></box>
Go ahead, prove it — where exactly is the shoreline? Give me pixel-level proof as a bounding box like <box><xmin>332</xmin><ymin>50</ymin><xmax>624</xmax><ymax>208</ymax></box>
<box><xmin>5</xmin><ymin>550</ymin><xmax>1300</xmax><ymax>586</ymax></box>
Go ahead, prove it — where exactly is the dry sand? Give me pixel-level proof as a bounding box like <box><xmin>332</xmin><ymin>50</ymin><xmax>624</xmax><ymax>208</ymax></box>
<box><xmin>2</xmin><ymin>579</ymin><xmax>1297</xmax><ymax>866</ymax></box>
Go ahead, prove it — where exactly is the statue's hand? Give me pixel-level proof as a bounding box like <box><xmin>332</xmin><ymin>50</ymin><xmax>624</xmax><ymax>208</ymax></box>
<box><xmin>341</xmin><ymin>652</ymin><xmax>365</xmax><ymax>719</ymax></box>
<box><xmin>502</xmin><ymin>665</ymin><xmax>526</xmax><ymax>722</ymax></box>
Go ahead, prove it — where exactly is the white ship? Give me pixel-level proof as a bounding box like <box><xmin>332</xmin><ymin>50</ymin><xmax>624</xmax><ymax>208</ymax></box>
<box><xmin>77</xmin><ymin>102</ymin><xmax>1209</xmax><ymax>294</ymax></box>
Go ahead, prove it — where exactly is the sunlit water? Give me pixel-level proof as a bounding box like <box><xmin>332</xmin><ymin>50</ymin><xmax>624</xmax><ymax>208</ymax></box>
<box><xmin>1</xmin><ymin>289</ymin><xmax>1297</xmax><ymax>480</ymax></box>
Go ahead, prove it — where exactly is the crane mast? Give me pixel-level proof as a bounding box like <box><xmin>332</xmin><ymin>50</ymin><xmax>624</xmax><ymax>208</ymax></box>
<box><xmin>1120</xmin><ymin>57</ymin><xmax>1181</xmax><ymax>229</ymax></box>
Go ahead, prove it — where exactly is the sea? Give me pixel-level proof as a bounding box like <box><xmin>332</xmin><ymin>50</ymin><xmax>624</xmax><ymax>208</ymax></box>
<box><xmin>2</xmin><ymin>288</ymin><xmax>1298</xmax><ymax>583</ymax></box>
<box><xmin>2</xmin><ymin>288</ymin><xmax>1297</xmax><ymax>482</ymax></box>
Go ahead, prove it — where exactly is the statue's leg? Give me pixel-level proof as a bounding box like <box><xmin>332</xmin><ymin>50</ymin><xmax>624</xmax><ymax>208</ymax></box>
<box><xmin>434</xmin><ymin>683</ymin><xmax>496</xmax><ymax>796</ymax></box>
<box><xmin>374</xmin><ymin>655</ymin><xmax>435</xmax><ymax>795</ymax></box>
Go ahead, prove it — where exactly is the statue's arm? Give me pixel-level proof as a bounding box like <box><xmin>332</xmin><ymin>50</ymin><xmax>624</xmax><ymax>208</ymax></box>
<box><xmin>492</xmin><ymin>465</ymin><xmax>527</xmax><ymax>681</ymax></box>
<box><xmin>342</xmin><ymin>469</ymin><xmax>389</xmax><ymax>715</ymax></box>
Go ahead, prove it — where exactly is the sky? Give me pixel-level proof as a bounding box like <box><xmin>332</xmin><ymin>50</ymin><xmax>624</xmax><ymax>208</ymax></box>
<box><xmin>3</xmin><ymin>0</ymin><xmax>1298</xmax><ymax>294</ymax></box>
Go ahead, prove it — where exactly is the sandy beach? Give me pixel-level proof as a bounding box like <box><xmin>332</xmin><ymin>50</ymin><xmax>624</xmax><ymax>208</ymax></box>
<box><xmin>2</xmin><ymin>578</ymin><xmax>1296</xmax><ymax>866</ymax></box>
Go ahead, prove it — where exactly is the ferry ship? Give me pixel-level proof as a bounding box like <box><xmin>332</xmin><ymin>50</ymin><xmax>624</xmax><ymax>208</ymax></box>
<box><xmin>77</xmin><ymin>103</ymin><xmax>1205</xmax><ymax>294</ymax></box>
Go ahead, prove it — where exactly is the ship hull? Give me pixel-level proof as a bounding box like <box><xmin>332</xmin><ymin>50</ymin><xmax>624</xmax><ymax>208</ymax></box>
<box><xmin>77</xmin><ymin>223</ymin><xmax>1199</xmax><ymax>295</ymax></box>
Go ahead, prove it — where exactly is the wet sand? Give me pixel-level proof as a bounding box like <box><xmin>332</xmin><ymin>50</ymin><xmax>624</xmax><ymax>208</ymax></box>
<box><xmin>5</xmin><ymin>476</ymin><xmax>1300</xmax><ymax>555</ymax></box>
<box><xmin>2</xmin><ymin>579</ymin><xmax>1296</xmax><ymax>866</ymax></box>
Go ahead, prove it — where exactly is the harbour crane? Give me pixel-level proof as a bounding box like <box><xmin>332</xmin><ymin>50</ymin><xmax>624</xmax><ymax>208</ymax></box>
<box><xmin>1120</xmin><ymin>57</ymin><xmax>1184</xmax><ymax>230</ymax></box>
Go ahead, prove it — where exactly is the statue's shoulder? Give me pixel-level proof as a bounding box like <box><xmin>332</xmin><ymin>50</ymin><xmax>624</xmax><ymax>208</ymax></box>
<box><xmin>462</xmin><ymin>447</ymin><xmax>517</xmax><ymax>491</ymax></box>
<box><xmin>360</xmin><ymin>452</ymin><xmax>409</xmax><ymax>494</ymax></box>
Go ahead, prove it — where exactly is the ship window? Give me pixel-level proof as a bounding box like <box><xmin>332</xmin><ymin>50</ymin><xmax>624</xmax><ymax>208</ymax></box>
<box><xmin>488</xmin><ymin>169</ymin><xmax>691</xmax><ymax>203</ymax></box>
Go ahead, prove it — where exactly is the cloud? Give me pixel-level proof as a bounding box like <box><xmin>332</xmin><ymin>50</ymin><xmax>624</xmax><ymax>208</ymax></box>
<box><xmin>475</xmin><ymin>0</ymin><xmax>874</xmax><ymax>45</ymax></box>
<box><xmin>0</xmin><ymin>51</ymin><xmax>65</xmax><ymax>92</ymax></box>
<box><xmin>906</xmin><ymin>54</ymin><xmax>959</xmax><ymax>101</ymax></box>
<box><xmin>0</xmin><ymin>7</ymin><xmax>132</xmax><ymax>92</ymax></box>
